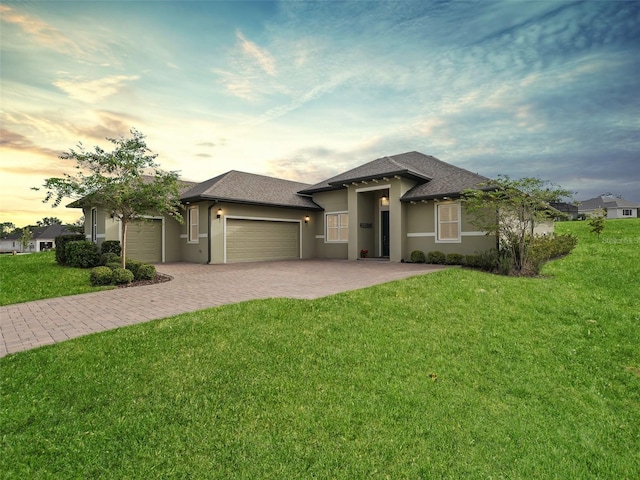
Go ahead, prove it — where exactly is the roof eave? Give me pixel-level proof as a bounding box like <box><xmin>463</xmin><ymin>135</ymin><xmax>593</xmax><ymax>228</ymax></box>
<box><xmin>181</xmin><ymin>195</ymin><xmax>324</xmax><ymax>211</ymax></box>
<box><xmin>328</xmin><ymin>169</ymin><xmax>431</xmax><ymax>187</ymax></box>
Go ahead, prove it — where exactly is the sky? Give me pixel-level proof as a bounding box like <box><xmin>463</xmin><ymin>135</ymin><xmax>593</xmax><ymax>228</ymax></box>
<box><xmin>1</xmin><ymin>0</ymin><xmax>639</xmax><ymax>227</ymax></box>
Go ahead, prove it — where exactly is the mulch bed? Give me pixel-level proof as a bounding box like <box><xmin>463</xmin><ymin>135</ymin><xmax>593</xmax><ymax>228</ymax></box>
<box><xmin>117</xmin><ymin>273</ymin><xmax>173</xmax><ymax>288</ymax></box>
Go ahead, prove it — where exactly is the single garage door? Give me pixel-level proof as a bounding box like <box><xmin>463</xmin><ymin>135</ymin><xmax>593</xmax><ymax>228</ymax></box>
<box><xmin>226</xmin><ymin>219</ymin><xmax>299</xmax><ymax>263</ymax></box>
<box><xmin>126</xmin><ymin>219</ymin><xmax>162</xmax><ymax>263</ymax></box>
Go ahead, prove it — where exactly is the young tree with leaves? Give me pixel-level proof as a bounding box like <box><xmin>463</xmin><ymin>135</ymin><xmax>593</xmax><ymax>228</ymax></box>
<box><xmin>462</xmin><ymin>176</ymin><xmax>572</xmax><ymax>274</ymax></box>
<box><xmin>19</xmin><ymin>227</ymin><xmax>33</xmax><ymax>252</ymax></box>
<box><xmin>587</xmin><ymin>208</ymin><xmax>606</xmax><ymax>239</ymax></box>
<box><xmin>34</xmin><ymin>129</ymin><xmax>183</xmax><ymax>268</ymax></box>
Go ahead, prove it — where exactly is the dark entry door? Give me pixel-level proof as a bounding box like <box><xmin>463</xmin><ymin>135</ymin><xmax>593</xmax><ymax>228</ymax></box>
<box><xmin>381</xmin><ymin>210</ymin><xmax>390</xmax><ymax>257</ymax></box>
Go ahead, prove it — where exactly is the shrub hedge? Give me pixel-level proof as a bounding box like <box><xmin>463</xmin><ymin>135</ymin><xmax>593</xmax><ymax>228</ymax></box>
<box><xmin>427</xmin><ymin>251</ymin><xmax>446</xmax><ymax>264</ymax></box>
<box><xmin>100</xmin><ymin>240</ymin><xmax>122</xmax><ymax>256</ymax></box>
<box><xmin>54</xmin><ymin>234</ymin><xmax>85</xmax><ymax>265</ymax></box>
<box><xmin>446</xmin><ymin>253</ymin><xmax>464</xmax><ymax>265</ymax></box>
<box><xmin>65</xmin><ymin>241</ymin><xmax>100</xmax><ymax>268</ymax></box>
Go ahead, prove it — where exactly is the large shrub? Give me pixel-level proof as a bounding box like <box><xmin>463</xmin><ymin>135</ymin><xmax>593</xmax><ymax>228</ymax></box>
<box><xmin>54</xmin><ymin>234</ymin><xmax>85</xmax><ymax>265</ymax></box>
<box><xmin>112</xmin><ymin>267</ymin><xmax>134</xmax><ymax>285</ymax></box>
<box><xmin>65</xmin><ymin>241</ymin><xmax>100</xmax><ymax>268</ymax></box>
<box><xmin>100</xmin><ymin>240</ymin><xmax>122</xmax><ymax>256</ymax></box>
<box><xmin>136</xmin><ymin>263</ymin><xmax>156</xmax><ymax>281</ymax></box>
<box><xmin>90</xmin><ymin>266</ymin><xmax>113</xmax><ymax>286</ymax></box>
<box><xmin>410</xmin><ymin>250</ymin><xmax>426</xmax><ymax>263</ymax></box>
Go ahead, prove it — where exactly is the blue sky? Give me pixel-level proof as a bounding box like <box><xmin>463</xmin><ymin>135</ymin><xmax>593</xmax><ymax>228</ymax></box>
<box><xmin>1</xmin><ymin>0</ymin><xmax>639</xmax><ymax>226</ymax></box>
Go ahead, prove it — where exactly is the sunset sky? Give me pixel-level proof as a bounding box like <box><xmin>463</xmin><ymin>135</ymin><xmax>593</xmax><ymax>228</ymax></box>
<box><xmin>1</xmin><ymin>0</ymin><xmax>639</xmax><ymax>227</ymax></box>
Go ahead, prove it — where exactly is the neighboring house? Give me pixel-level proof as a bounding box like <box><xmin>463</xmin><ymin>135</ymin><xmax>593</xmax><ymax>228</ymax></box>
<box><xmin>578</xmin><ymin>195</ymin><xmax>639</xmax><ymax>219</ymax></box>
<box><xmin>0</xmin><ymin>224</ymin><xmax>76</xmax><ymax>253</ymax></box>
<box><xmin>70</xmin><ymin>151</ymin><xmax>548</xmax><ymax>264</ymax></box>
<box><xmin>550</xmin><ymin>201</ymin><xmax>579</xmax><ymax>220</ymax></box>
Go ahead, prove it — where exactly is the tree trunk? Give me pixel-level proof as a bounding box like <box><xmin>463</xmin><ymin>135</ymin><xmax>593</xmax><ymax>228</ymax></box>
<box><xmin>121</xmin><ymin>220</ymin><xmax>128</xmax><ymax>269</ymax></box>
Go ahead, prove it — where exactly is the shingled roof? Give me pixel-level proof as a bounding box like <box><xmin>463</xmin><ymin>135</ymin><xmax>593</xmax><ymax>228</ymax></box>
<box><xmin>3</xmin><ymin>224</ymin><xmax>76</xmax><ymax>241</ymax></box>
<box><xmin>579</xmin><ymin>195</ymin><xmax>640</xmax><ymax>210</ymax></box>
<box><xmin>180</xmin><ymin>170</ymin><xmax>323</xmax><ymax>210</ymax></box>
<box><xmin>298</xmin><ymin>151</ymin><xmax>489</xmax><ymax>200</ymax></box>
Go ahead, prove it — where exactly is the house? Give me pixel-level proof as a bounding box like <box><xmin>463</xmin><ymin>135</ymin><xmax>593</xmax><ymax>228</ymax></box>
<box><xmin>550</xmin><ymin>201</ymin><xmax>579</xmax><ymax>220</ymax></box>
<box><xmin>70</xmin><ymin>151</ymin><xmax>519</xmax><ymax>264</ymax></box>
<box><xmin>578</xmin><ymin>195</ymin><xmax>639</xmax><ymax>219</ymax></box>
<box><xmin>0</xmin><ymin>224</ymin><xmax>77</xmax><ymax>253</ymax></box>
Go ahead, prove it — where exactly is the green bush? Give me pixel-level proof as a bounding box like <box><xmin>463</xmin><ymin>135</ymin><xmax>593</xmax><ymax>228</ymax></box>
<box><xmin>90</xmin><ymin>266</ymin><xmax>113</xmax><ymax>286</ymax></box>
<box><xmin>410</xmin><ymin>250</ymin><xmax>426</xmax><ymax>263</ymax></box>
<box><xmin>112</xmin><ymin>267</ymin><xmax>134</xmax><ymax>285</ymax></box>
<box><xmin>125</xmin><ymin>259</ymin><xmax>144</xmax><ymax>279</ymax></box>
<box><xmin>65</xmin><ymin>241</ymin><xmax>100</xmax><ymax>268</ymax></box>
<box><xmin>100</xmin><ymin>240</ymin><xmax>121</xmax><ymax>256</ymax></box>
<box><xmin>105</xmin><ymin>262</ymin><xmax>121</xmax><ymax>271</ymax></box>
<box><xmin>477</xmin><ymin>249</ymin><xmax>499</xmax><ymax>272</ymax></box>
<box><xmin>136</xmin><ymin>263</ymin><xmax>156</xmax><ymax>281</ymax></box>
<box><xmin>465</xmin><ymin>254</ymin><xmax>481</xmax><ymax>268</ymax></box>
<box><xmin>527</xmin><ymin>233</ymin><xmax>578</xmax><ymax>274</ymax></box>
<box><xmin>100</xmin><ymin>252</ymin><xmax>121</xmax><ymax>266</ymax></box>
<box><xmin>54</xmin><ymin>234</ymin><xmax>85</xmax><ymax>265</ymax></box>
<box><xmin>426</xmin><ymin>251</ymin><xmax>446</xmax><ymax>264</ymax></box>
<box><xmin>446</xmin><ymin>253</ymin><xmax>464</xmax><ymax>265</ymax></box>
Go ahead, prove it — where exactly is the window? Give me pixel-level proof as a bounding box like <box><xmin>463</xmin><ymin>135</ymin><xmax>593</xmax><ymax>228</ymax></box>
<box><xmin>326</xmin><ymin>212</ymin><xmax>349</xmax><ymax>242</ymax></box>
<box><xmin>91</xmin><ymin>208</ymin><xmax>98</xmax><ymax>242</ymax></box>
<box><xmin>623</xmin><ymin>209</ymin><xmax>632</xmax><ymax>216</ymax></box>
<box><xmin>188</xmin><ymin>205</ymin><xmax>199</xmax><ymax>243</ymax></box>
<box><xmin>437</xmin><ymin>203</ymin><xmax>461</xmax><ymax>242</ymax></box>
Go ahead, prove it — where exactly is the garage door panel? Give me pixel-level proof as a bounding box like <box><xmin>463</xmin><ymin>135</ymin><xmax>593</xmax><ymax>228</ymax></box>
<box><xmin>126</xmin><ymin>219</ymin><xmax>162</xmax><ymax>263</ymax></box>
<box><xmin>226</xmin><ymin>219</ymin><xmax>299</xmax><ymax>263</ymax></box>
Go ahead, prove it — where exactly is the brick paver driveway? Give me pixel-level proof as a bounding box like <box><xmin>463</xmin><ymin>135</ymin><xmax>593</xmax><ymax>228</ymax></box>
<box><xmin>0</xmin><ymin>260</ymin><xmax>445</xmax><ymax>357</ymax></box>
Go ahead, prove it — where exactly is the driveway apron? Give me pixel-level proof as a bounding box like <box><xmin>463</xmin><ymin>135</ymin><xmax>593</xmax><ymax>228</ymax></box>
<box><xmin>0</xmin><ymin>260</ymin><xmax>445</xmax><ymax>357</ymax></box>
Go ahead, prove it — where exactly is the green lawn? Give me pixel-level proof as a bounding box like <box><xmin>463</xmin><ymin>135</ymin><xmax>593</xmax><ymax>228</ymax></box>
<box><xmin>1</xmin><ymin>220</ymin><xmax>639</xmax><ymax>478</ymax></box>
<box><xmin>0</xmin><ymin>251</ymin><xmax>112</xmax><ymax>306</ymax></box>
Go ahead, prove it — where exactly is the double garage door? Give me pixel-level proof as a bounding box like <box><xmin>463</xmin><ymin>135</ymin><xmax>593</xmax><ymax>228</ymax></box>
<box><xmin>226</xmin><ymin>219</ymin><xmax>300</xmax><ymax>263</ymax></box>
<box><xmin>126</xmin><ymin>219</ymin><xmax>162</xmax><ymax>263</ymax></box>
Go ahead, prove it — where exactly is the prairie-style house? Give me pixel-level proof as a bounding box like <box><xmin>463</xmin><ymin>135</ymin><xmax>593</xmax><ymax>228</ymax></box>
<box><xmin>71</xmin><ymin>151</ymin><xmax>530</xmax><ymax>264</ymax></box>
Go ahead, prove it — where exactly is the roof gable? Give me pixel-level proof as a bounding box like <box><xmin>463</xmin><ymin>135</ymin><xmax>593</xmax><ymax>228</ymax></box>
<box><xmin>579</xmin><ymin>195</ymin><xmax>640</xmax><ymax>210</ymax></box>
<box><xmin>299</xmin><ymin>151</ymin><xmax>489</xmax><ymax>199</ymax></box>
<box><xmin>181</xmin><ymin>170</ymin><xmax>322</xmax><ymax>210</ymax></box>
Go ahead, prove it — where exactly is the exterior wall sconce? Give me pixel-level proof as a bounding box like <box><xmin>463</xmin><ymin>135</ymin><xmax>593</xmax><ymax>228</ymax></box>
<box><xmin>380</xmin><ymin>195</ymin><xmax>389</xmax><ymax>206</ymax></box>
<box><xmin>304</xmin><ymin>215</ymin><xmax>310</xmax><ymax>224</ymax></box>
<box><xmin>217</xmin><ymin>208</ymin><xmax>222</xmax><ymax>219</ymax></box>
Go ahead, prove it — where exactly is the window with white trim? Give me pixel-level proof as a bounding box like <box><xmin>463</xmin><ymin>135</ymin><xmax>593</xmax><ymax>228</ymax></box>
<box><xmin>91</xmin><ymin>208</ymin><xmax>98</xmax><ymax>242</ymax></box>
<box><xmin>326</xmin><ymin>212</ymin><xmax>349</xmax><ymax>242</ymax></box>
<box><xmin>622</xmin><ymin>209</ymin><xmax>632</xmax><ymax>216</ymax></box>
<box><xmin>187</xmin><ymin>205</ymin><xmax>199</xmax><ymax>243</ymax></box>
<box><xmin>437</xmin><ymin>203</ymin><xmax>461</xmax><ymax>242</ymax></box>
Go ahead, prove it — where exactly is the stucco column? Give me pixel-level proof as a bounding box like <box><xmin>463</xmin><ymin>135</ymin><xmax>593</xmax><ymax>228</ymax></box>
<box><xmin>347</xmin><ymin>185</ymin><xmax>358</xmax><ymax>260</ymax></box>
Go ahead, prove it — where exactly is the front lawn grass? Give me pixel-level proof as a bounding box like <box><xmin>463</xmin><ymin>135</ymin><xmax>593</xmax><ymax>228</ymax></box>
<box><xmin>1</xmin><ymin>220</ymin><xmax>639</xmax><ymax>478</ymax></box>
<box><xmin>0</xmin><ymin>251</ymin><xmax>112</xmax><ymax>306</ymax></box>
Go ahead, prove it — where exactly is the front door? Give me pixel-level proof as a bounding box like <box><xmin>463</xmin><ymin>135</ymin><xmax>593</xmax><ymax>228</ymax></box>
<box><xmin>381</xmin><ymin>210</ymin><xmax>390</xmax><ymax>257</ymax></box>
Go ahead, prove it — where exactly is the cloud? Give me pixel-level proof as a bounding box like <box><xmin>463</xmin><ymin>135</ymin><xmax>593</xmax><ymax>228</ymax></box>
<box><xmin>236</xmin><ymin>30</ymin><xmax>276</xmax><ymax>76</ymax></box>
<box><xmin>0</xmin><ymin>127</ymin><xmax>62</xmax><ymax>158</ymax></box>
<box><xmin>70</xmin><ymin>111</ymin><xmax>142</xmax><ymax>141</ymax></box>
<box><xmin>0</xmin><ymin>4</ymin><xmax>83</xmax><ymax>57</ymax></box>
<box><xmin>53</xmin><ymin>73</ymin><xmax>139</xmax><ymax>103</ymax></box>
